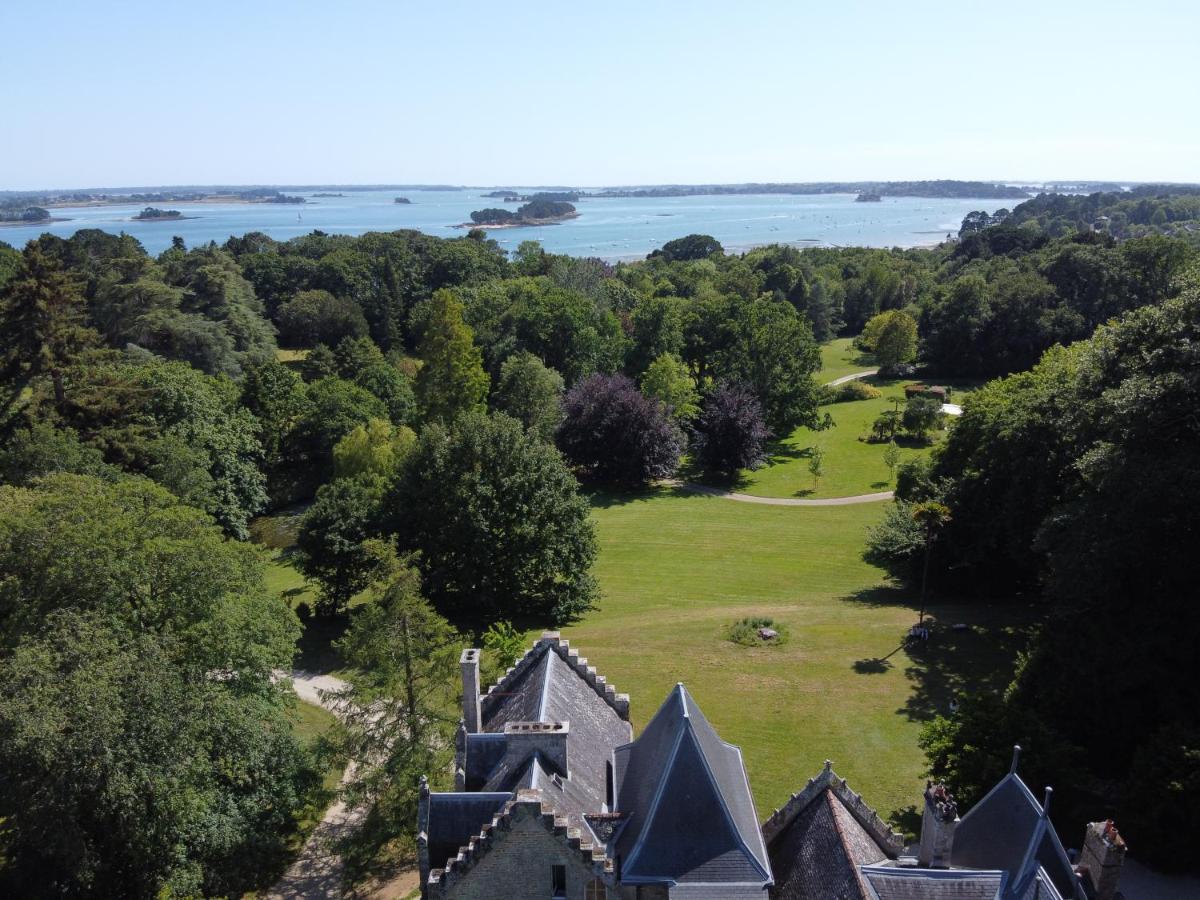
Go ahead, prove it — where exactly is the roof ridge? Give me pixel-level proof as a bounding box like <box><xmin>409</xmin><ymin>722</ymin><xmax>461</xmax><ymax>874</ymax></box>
<box><xmin>427</xmin><ymin>789</ymin><xmax>611</xmax><ymax>894</ymax></box>
<box><xmin>763</xmin><ymin>761</ymin><xmax>904</xmax><ymax>855</ymax></box>
<box><xmin>824</xmin><ymin>790</ymin><xmax>872</xmax><ymax>900</ymax></box>
<box><xmin>481</xmin><ymin>632</ymin><xmax>630</xmax><ymax>721</ymax></box>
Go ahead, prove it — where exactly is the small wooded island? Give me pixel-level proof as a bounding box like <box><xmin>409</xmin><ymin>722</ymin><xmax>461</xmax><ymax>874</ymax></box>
<box><xmin>0</xmin><ymin>205</ymin><xmax>54</xmax><ymax>224</ymax></box>
<box><xmin>855</xmin><ymin>190</ymin><xmax>883</xmax><ymax>202</ymax></box>
<box><xmin>132</xmin><ymin>207</ymin><xmax>186</xmax><ymax>221</ymax></box>
<box><xmin>462</xmin><ymin>196</ymin><xmax>578</xmax><ymax>228</ymax></box>
<box><xmin>394</xmin><ymin>197</ymin><xmax>411</xmax><ymax>204</ymax></box>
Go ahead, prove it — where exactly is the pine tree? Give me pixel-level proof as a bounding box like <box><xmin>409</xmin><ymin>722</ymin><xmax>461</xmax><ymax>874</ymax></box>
<box><xmin>415</xmin><ymin>289</ymin><xmax>488</xmax><ymax>423</ymax></box>
<box><xmin>0</xmin><ymin>245</ymin><xmax>99</xmax><ymax>406</ymax></box>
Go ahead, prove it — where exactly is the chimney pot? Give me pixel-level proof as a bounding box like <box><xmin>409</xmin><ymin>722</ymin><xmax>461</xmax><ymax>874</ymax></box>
<box><xmin>918</xmin><ymin>782</ymin><xmax>959</xmax><ymax>868</ymax></box>
<box><xmin>1079</xmin><ymin>820</ymin><xmax>1126</xmax><ymax>900</ymax></box>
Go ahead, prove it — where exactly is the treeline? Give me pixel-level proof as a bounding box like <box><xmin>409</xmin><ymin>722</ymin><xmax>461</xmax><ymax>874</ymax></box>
<box><xmin>866</xmin><ymin>267</ymin><xmax>1200</xmax><ymax>868</ymax></box>
<box><xmin>589</xmin><ymin>180</ymin><xmax>1030</xmax><ymax>199</ymax></box>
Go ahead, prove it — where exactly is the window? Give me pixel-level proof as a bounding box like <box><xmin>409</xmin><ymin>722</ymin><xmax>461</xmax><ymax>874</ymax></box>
<box><xmin>605</xmin><ymin>760</ymin><xmax>614</xmax><ymax>810</ymax></box>
<box><xmin>551</xmin><ymin>864</ymin><xmax>567</xmax><ymax>898</ymax></box>
<box><xmin>585</xmin><ymin>877</ymin><xmax>606</xmax><ymax>900</ymax></box>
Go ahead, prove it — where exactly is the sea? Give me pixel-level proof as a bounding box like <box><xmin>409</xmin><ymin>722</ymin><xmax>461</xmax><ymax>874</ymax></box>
<box><xmin>0</xmin><ymin>189</ymin><xmax>1018</xmax><ymax>259</ymax></box>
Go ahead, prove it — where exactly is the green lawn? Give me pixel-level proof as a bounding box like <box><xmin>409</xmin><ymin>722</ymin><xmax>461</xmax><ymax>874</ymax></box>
<box><xmin>562</xmin><ymin>487</ymin><xmax>1032</xmax><ymax>829</ymax></box>
<box><xmin>725</xmin><ymin>378</ymin><xmax>936</xmax><ymax>498</ymax></box>
<box><xmin>818</xmin><ymin>337</ymin><xmax>876</xmax><ymax>382</ymax></box>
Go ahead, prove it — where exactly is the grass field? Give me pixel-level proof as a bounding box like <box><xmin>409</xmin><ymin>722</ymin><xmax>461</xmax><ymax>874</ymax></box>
<box><xmin>562</xmin><ymin>487</ymin><xmax>1032</xmax><ymax>829</ymax></box>
<box><xmin>819</xmin><ymin>337</ymin><xmax>876</xmax><ymax>382</ymax></box>
<box><xmin>719</xmin><ymin>377</ymin><xmax>947</xmax><ymax>499</ymax></box>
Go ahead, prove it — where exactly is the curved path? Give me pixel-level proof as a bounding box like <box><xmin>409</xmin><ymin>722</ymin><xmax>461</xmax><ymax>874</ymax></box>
<box><xmin>825</xmin><ymin>368</ymin><xmax>879</xmax><ymax>386</ymax></box>
<box><xmin>268</xmin><ymin>670</ymin><xmax>362</xmax><ymax>900</ymax></box>
<box><xmin>665</xmin><ymin>479</ymin><xmax>893</xmax><ymax>506</ymax></box>
<box><xmin>672</xmin><ymin>366</ymin><xmax>893</xmax><ymax>505</ymax></box>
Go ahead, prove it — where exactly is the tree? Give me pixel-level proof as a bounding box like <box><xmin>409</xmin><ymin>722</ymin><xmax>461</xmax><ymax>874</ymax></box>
<box><xmin>903</xmin><ymin>394</ymin><xmax>943</xmax><ymax>442</ymax></box>
<box><xmin>712</xmin><ymin>298</ymin><xmax>825</xmax><ymax>435</ymax></box>
<box><xmin>0</xmin><ymin>475</ymin><xmax>315</xmax><ymax>897</ymax></box>
<box><xmin>292</xmin><ymin>376</ymin><xmax>388</xmax><ymax>474</ymax></box>
<box><xmin>415</xmin><ymin>289</ymin><xmax>489</xmax><ymax>423</ymax></box>
<box><xmin>807</xmin><ymin>445</ymin><xmax>825</xmax><ymax>488</ymax></box>
<box><xmin>557</xmin><ymin>373</ymin><xmax>684</xmax><ymax>485</ymax></box>
<box><xmin>240</xmin><ymin>359</ymin><xmax>310</xmax><ymax>502</ymax></box>
<box><xmin>911</xmin><ymin>501</ymin><xmax>951</xmax><ymax>625</ymax></box>
<box><xmin>48</xmin><ymin>357</ymin><xmax>268</xmax><ymax>539</ymax></box>
<box><xmin>296</xmin><ymin>474</ymin><xmax>390</xmax><ymax>614</ymax></box>
<box><xmin>867</xmin><ymin>310</ymin><xmax>918</xmax><ymax>374</ymax></box>
<box><xmin>275</xmin><ymin>289</ymin><xmax>368</xmax><ymax>347</ymax></box>
<box><xmin>0</xmin><ymin>243</ymin><xmax>99</xmax><ymax>405</ymax></box>
<box><xmin>492</xmin><ymin>351</ymin><xmax>565</xmax><ymax>442</ymax></box>
<box><xmin>383</xmin><ymin>413</ymin><xmax>598</xmax><ymax>623</ymax></box>
<box><xmin>325</xmin><ymin>548</ymin><xmax>461</xmax><ymax>848</ymax></box>
<box><xmin>332</xmin><ymin>418</ymin><xmax>415</xmax><ymax>481</ymax></box>
<box><xmin>649</xmin><ymin>234</ymin><xmax>723</xmax><ymax>262</ymax></box>
<box><xmin>693</xmin><ymin>382</ymin><xmax>771</xmax><ymax>475</ymax></box>
<box><xmin>883</xmin><ymin>439</ymin><xmax>900</xmax><ymax>482</ymax></box>
<box><xmin>864</xmin><ymin>499</ymin><xmax>926</xmax><ymax>579</ymax></box>
<box><xmin>640</xmin><ymin>352</ymin><xmax>700</xmax><ymax>424</ymax></box>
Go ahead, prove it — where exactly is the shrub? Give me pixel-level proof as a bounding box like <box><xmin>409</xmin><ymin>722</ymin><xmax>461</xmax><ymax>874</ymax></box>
<box><xmin>728</xmin><ymin>616</ymin><xmax>789</xmax><ymax>647</ymax></box>
<box><xmin>823</xmin><ymin>379</ymin><xmax>882</xmax><ymax>404</ymax></box>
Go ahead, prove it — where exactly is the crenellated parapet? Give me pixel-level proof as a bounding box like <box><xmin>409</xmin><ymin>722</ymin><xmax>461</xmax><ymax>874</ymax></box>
<box><xmin>426</xmin><ymin>789</ymin><xmax>613</xmax><ymax>897</ymax></box>
<box><xmin>480</xmin><ymin>631</ymin><xmax>631</xmax><ymax>722</ymax></box>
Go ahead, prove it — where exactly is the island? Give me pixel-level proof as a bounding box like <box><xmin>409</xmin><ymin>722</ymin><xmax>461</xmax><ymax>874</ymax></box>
<box><xmin>460</xmin><ymin>198</ymin><xmax>578</xmax><ymax>229</ymax></box>
<box><xmin>855</xmin><ymin>190</ymin><xmax>883</xmax><ymax>202</ymax></box>
<box><xmin>0</xmin><ymin>205</ymin><xmax>56</xmax><ymax>225</ymax></box>
<box><xmin>483</xmin><ymin>190</ymin><xmax>520</xmax><ymax>200</ymax></box>
<box><xmin>312</xmin><ymin>192</ymin><xmax>344</xmax><ymax>197</ymax></box>
<box><xmin>132</xmin><ymin>207</ymin><xmax>186</xmax><ymax>221</ymax></box>
<box><xmin>394</xmin><ymin>196</ymin><xmax>412</xmax><ymax>204</ymax></box>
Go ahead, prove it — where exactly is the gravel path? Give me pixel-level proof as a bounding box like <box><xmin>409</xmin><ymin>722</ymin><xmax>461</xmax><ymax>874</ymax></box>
<box><xmin>665</xmin><ymin>479</ymin><xmax>893</xmax><ymax>506</ymax></box>
<box><xmin>826</xmin><ymin>368</ymin><xmax>879</xmax><ymax>385</ymax></box>
<box><xmin>267</xmin><ymin>670</ymin><xmax>362</xmax><ymax>900</ymax></box>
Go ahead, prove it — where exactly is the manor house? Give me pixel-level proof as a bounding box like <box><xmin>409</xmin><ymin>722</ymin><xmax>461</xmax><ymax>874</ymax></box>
<box><xmin>418</xmin><ymin>634</ymin><xmax>1126</xmax><ymax>900</ymax></box>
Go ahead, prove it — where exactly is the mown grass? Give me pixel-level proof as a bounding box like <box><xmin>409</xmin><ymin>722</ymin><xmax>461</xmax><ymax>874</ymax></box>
<box><xmin>818</xmin><ymin>337</ymin><xmax>876</xmax><ymax>382</ymax></box>
<box><xmin>563</xmin><ymin>487</ymin><xmax>1033</xmax><ymax>825</ymax></box>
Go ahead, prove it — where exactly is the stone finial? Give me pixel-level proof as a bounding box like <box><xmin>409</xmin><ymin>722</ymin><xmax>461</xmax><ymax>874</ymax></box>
<box><xmin>1042</xmin><ymin>786</ymin><xmax>1053</xmax><ymax>817</ymax></box>
<box><xmin>1010</xmin><ymin>744</ymin><xmax>1022</xmax><ymax>773</ymax></box>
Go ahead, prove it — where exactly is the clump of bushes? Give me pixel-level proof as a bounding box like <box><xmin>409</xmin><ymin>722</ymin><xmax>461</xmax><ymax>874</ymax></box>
<box><xmin>728</xmin><ymin>616</ymin><xmax>789</xmax><ymax>647</ymax></box>
<box><xmin>822</xmin><ymin>379</ymin><xmax>882</xmax><ymax>404</ymax></box>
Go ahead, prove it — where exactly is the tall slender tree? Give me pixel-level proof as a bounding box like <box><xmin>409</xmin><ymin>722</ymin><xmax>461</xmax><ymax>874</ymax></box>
<box><xmin>415</xmin><ymin>289</ymin><xmax>489</xmax><ymax>423</ymax></box>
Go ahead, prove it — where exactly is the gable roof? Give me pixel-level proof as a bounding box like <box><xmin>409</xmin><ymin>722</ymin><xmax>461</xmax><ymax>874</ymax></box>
<box><xmin>763</xmin><ymin>761</ymin><xmax>904</xmax><ymax>900</ymax></box>
<box><xmin>952</xmin><ymin>750</ymin><xmax>1081</xmax><ymax>900</ymax></box>
<box><xmin>612</xmin><ymin>683</ymin><xmax>772</xmax><ymax>889</ymax></box>
<box><xmin>427</xmin><ymin>790</ymin><xmax>610</xmax><ymax>896</ymax></box>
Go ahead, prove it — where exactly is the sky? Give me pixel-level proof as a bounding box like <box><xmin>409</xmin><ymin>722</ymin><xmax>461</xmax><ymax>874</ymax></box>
<box><xmin>1</xmin><ymin>0</ymin><xmax>1197</xmax><ymax>190</ymax></box>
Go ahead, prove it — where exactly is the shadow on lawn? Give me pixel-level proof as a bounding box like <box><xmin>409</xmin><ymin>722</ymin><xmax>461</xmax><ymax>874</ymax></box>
<box><xmin>841</xmin><ymin>586</ymin><xmax>1038</xmax><ymax>724</ymax></box>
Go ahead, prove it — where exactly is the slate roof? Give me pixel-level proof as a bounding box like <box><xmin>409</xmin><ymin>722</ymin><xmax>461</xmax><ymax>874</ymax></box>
<box><xmin>763</xmin><ymin>762</ymin><xmax>903</xmax><ymax>900</ymax></box>
<box><xmin>424</xmin><ymin>633</ymin><xmax>632</xmax><ymax>881</ymax></box>
<box><xmin>424</xmin><ymin>791</ymin><xmax>511</xmax><ymax>873</ymax></box>
<box><xmin>952</xmin><ymin>755</ymin><xmax>1082</xmax><ymax>900</ymax></box>
<box><xmin>859</xmin><ymin>866</ymin><xmax>1006</xmax><ymax>900</ymax></box>
<box><xmin>612</xmin><ymin>683</ymin><xmax>772</xmax><ymax>891</ymax></box>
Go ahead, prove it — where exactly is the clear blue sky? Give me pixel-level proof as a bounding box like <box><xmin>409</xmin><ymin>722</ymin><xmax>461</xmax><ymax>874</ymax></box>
<box><xmin>2</xmin><ymin>0</ymin><xmax>1196</xmax><ymax>190</ymax></box>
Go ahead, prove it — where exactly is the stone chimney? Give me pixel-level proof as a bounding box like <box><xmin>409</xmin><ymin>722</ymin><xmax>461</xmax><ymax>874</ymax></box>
<box><xmin>500</xmin><ymin>721</ymin><xmax>570</xmax><ymax>779</ymax></box>
<box><xmin>1078</xmin><ymin>820</ymin><xmax>1126</xmax><ymax>900</ymax></box>
<box><xmin>460</xmin><ymin>648</ymin><xmax>482</xmax><ymax>734</ymax></box>
<box><xmin>918</xmin><ymin>781</ymin><xmax>959</xmax><ymax>868</ymax></box>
